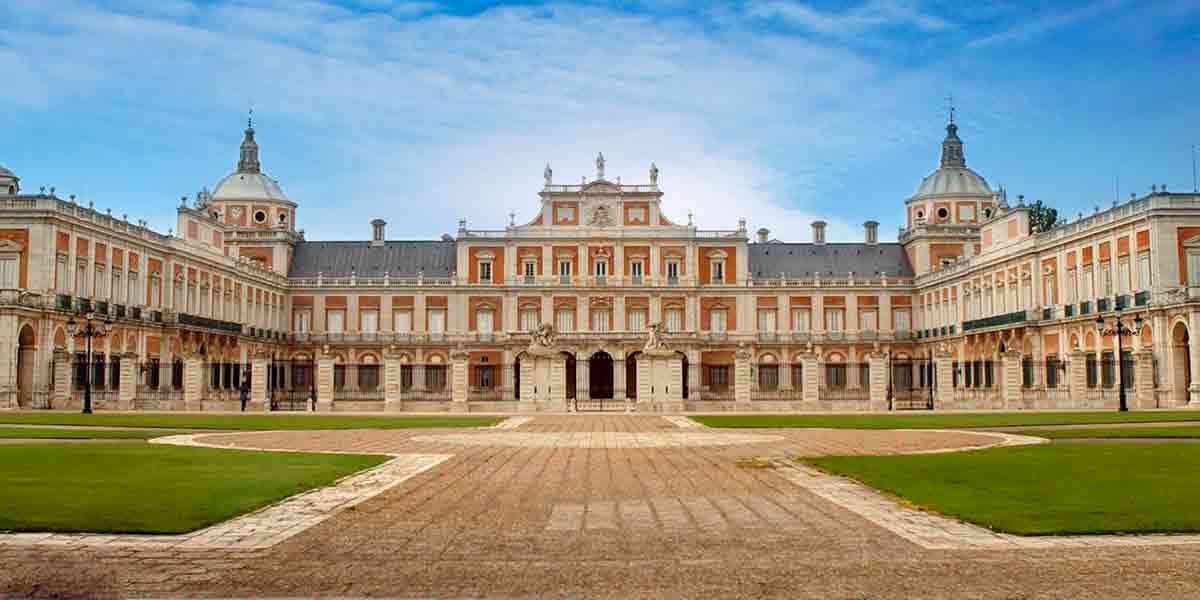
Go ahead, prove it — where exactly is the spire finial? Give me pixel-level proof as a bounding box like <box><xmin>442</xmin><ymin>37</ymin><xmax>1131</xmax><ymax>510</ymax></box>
<box><xmin>237</xmin><ymin>113</ymin><xmax>261</xmax><ymax>174</ymax></box>
<box><xmin>247</xmin><ymin>106</ymin><xmax>254</xmax><ymax>130</ymax></box>
<box><xmin>945</xmin><ymin>93</ymin><xmax>955</xmax><ymax>124</ymax></box>
<box><xmin>596</xmin><ymin>152</ymin><xmax>606</xmax><ymax>180</ymax></box>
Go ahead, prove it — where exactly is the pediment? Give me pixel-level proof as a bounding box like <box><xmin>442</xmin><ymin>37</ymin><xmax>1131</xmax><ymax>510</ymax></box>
<box><xmin>1183</xmin><ymin>234</ymin><xmax>1200</xmax><ymax>248</ymax></box>
<box><xmin>0</xmin><ymin>239</ymin><xmax>23</xmax><ymax>253</ymax></box>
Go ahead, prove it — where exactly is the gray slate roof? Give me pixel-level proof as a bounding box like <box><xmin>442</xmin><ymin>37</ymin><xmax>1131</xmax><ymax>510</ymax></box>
<box><xmin>748</xmin><ymin>243</ymin><xmax>914</xmax><ymax>279</ymax></box>
<box><xmin>289</xmin><ymin>241</ymin><xmax>456</xmax><ymax>278</ymax></box>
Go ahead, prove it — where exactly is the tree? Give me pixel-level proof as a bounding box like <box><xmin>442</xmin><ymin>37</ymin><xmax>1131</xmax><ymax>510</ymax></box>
<box><xmin>1028</xmin><ymin>200</ymin><xmax>1060</xmax><ymax>234</ymax></box>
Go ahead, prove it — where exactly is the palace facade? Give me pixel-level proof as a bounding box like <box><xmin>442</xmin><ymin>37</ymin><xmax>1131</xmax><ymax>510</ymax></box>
<box><xmin>1</xmin><ymin>117</ymin><xmax>1198</xmax><ymax>412</ymax></box>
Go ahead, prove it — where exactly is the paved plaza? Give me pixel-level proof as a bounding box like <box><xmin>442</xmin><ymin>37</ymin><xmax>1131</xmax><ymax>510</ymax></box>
<box><xmin>4</xmin><ymin>416</ymin><xmax>1200</xmax><ymax>598</ymax></box>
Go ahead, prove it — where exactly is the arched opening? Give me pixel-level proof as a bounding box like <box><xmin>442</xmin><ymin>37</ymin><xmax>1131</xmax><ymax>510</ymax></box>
<box><xmin>677</xmin><ymin>351</ymin><xmax>689</xmax><ymax>399</ymax></box>
<box><xmin>1172</xmin><ymin>321</ymin><xmax>1191</xmax><ymax>406</ymax></box>
<box><xmin>588</xmin><ymin>351</ymin><xmax>614</xmax><ymax>400</ymax></box>
<box><xmin>626</xmin><ymin>351</ymin><xmax>641</xmax><ymax>401</ymax></box>
<box><xmin>562</xmin><ymin>352</ymin><xmax>576</xmax><ymax>400</ymax></box>
<box><xmin>17</xmin><ymin>324</ymin><xmax>36</xmax><ymax>407</ymax></box>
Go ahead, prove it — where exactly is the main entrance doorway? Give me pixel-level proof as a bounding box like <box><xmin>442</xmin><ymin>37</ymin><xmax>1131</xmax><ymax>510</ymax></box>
<box><xmin>575</xmin><ymin>351</ymin><xmax>621</xmax><ymax>411</ymax></box>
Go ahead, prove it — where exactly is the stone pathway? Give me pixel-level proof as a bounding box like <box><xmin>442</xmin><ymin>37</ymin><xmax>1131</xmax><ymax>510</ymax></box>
<box><xmin>4</xmin><ymin>417</ymin><xmax>1200</xmax><ymax>598</ymax></box>
<box><xmin>663</xmin><ymin>415</ymin><xmax>704</xmax><ymax>429</ymax></box>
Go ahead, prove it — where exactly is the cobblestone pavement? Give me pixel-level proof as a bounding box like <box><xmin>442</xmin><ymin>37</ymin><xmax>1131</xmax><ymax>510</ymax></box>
<box><xmin>4</xmin><ymin>416</ymin><xmax>1200</xmax><ymax>599</ymax></box>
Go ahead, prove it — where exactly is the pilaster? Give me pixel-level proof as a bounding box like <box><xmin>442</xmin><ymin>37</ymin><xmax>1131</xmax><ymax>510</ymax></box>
<box><xmin>53</xmin><ymin>349</ymin><xmax>71</xmax><ymax>408</ymax></box>
<box><xmin>450</xmin><ymin>348</ymin><xmax>469</xmax><ymax>411</ymax></box>
<box><xmin>799</xmin><ymin>352</ymin><xmax>819</xmax><ymax>408</ymax></box>
<box><xmin>734</xmin><ymin>344</ymin><xmax>752</xmax><ymax>408</ymax></box>
<box><xmin>1069</xmin><ymin>350</ymin><xmax>1087</xmax><ymax>398</ymax></box>
<box><xmin>868</xmin><ymin>352</ymin><xmax>888</xmax><ymax>411</ymax></box>
<box><xmin>519</xmin><ymin>358</ymin><xmax>537</xmax><ymax>412</ymax></box>
<box><xmin>251</xmin><ymin>353</ymin><xmax>269</xmax><ymax>411</ymax></box>
<box><xmin>316</xmin><ymin>353</ymin><xmax>335</xmax><ymax>412</ymax></box>
<box><xmin>118</xmin><ymin>352</ymin><xmax>138</xmax><ymax>410</ymax></box>
<box><xmin>999</xmin><ymin>350</ymin><xmax>1022</xmax><ymax>409</ymax></box>
<box><xmin>182</xmin><ymin>356</ymin><xmax>205</xmax><ymax>411</ymax></box>
<box><xmin>934</xmin><ymin>350</ymin><xmax>954</xmax><ymax>409</ymax></box>
<box><xmin>383</xmin><ymin>352</ymin><xmax>403</xmax><ymax>412</ymax></box>
<box><xmin>1133</xmin><ymin>350</ymin><xmax>1155</xmax><ymax>409</ymax></box>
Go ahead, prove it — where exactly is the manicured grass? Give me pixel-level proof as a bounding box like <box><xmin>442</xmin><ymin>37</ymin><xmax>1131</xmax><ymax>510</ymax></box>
<box><xmin>0</xmin><ymin>444</ymin><xmax>386</xmax><ymax>534</ymax></box>
<box><xmin>692</xmin><ymin>411</ymin><xmax>1200</xmax><ymax>430</ymax></box>
<box><xmin>0</xmin><ymin>427</ymin><xmax>166</xmax><ymax>440</ymax></box>
<box><xmin>0</xmin><ymin>412</ymin><xmax>503</xmax><ymax>431</ymax></box>
<box><xmin>1018</xmin><ymin>426</ymin><xmax>1200</xmax><ymax>439</ymax></box>
<box><xmin>807</xmin><ymin>443</ymin><xmax>1200</xmax><ymax>535</ymax></box>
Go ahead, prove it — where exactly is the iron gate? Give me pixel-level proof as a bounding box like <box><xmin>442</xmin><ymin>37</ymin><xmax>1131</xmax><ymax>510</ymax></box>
<box><xmin>269</xmin><ymin>359</ymin><xmax>315</xmax><ymax>411</ymax></box>
<box><xmin>574</xmin><ymin>353</ymin><xmax>625</xmax><ymax>411</ymax></box>
<box><xmin>890</xmin><ymin>357</ymin><xmax>934</xmax><ymax>410</ymax></box>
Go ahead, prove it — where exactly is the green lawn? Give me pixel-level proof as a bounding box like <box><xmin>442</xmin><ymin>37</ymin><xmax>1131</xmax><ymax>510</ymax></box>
<box><xmin>1018</xmin><ymin>426</ymin><xmax>1200</xmax><ymax>439</ymax></box>
<box><xmin>807</xmin><ymin>443</ymin><xmax>1200</xmax><ymax>535</ymax></box>
<box><xmin>692</xmin><ymin>411</ymin><xmax>1200</xmax><ymax>430</ymax></box>
<box><xmin>0</xmin><ymin>412</ymin><xmax>503</xmax><ymax>431</ymax></box>
<box><xmin>0</xmin><ymin>444</ymin><xmax>386</xmax><ymax>534</ymax></box>
<box><xmin>0</xmin><ymin>428</ymin><xmax>166</xmax><ymax>440</ymax></box>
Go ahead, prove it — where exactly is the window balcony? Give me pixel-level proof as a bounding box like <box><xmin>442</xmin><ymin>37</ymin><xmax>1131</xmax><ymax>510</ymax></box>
<box><xmin>559</xmin><ymin>274</ymin><xmax>571</xmax><ymax>285</ymax></box>
<box><xmin>630</xmin><ymin>275</ymin><xmax>643</xmax><ymax>286</ymax></box>
<box><xmin>523</xmin><ymin>275</ymin><xmax>536</xmax><ymax>285</ymax></box>
<box><xmin>1115</xmin><ymin>294</ymin><xmax>1129</xmax><ymax>310</ymax></box>
<box><xmin>667</xmin><ymin>276</ymin><xmax>679</xmax><ymax>286</ymax></box>
<box><xmin>1079</xmin><ymin>301</ymin><xmax>1092</xmax><ymax>315</ymax></box>
<box><xmin>130</xmin><ymin>306</ymin><xmax>142</xmax><ymax>320</ymax></box>
<box><xmin>1135</xmin><ymin>290</ymin><xmax>1150</xmax><ymax>307</ymax></box>
<box><xmin>757</xmin><ymin>331</ymin><xmax>778</xmax><ymax>343</ymax></box>
<box><xmin>1097</xmin><ymin>297</ymin><xmax>1110</xmax><ymax>312</ymax></box>
<box><xmin>56</xmin><ymin>293</ymin><xmax>73</xmax><ymax>311</ymax></box>
<box><xmin>1065</xmin><ymin>303</ymin><xmax>1075</xmax><ymax>317</ymax></box>
<box><xmin>594</xmin><ymin>275</ymin><xmax>607</xmax><ymax>286</ymax></box>
<box><xmin>114</xmin><ymin>304</ymin><xmax>126</xmax><ymax>319</ymax></box>
<box><xmin>962</xmin><ymin>310</ymin><xmax>1027</xmax><ymax>332</ymax></box>
<box><xmin>75</xmin><ymin>297</ymin><xmax>93</xmax><ymax>313</ymax></box>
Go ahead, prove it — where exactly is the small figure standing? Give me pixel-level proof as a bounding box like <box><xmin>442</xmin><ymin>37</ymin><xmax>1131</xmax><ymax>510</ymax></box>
<box><xmin>239</xmin><ymin>376</ymin><xmax>250</xmax><ymax>412</ymax></box>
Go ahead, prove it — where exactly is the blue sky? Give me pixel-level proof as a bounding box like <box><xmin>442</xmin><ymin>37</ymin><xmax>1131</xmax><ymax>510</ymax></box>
<box><xmin>1</xmin><ymin>0</ymin><xmax>1198</xmax><ymax>242</ymax></box>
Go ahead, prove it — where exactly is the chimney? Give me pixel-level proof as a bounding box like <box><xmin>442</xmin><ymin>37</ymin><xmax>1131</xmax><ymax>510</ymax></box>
<box><xmin>811</xmin><ymin>220</ymin><xmax>826</xmax><ymax>245</ymax></box>
<box><xmin>863</xmin><ymin>220</ymin><xmax>878</xmax><ymax>245</ymax></box>
<box><xmin>370</xmin><ymin>219</ymin><xmax>386</xmax><ymax>247</ymax></box>
<box><xmin>756</xmin><ymin>227</ymin><xmax>770</xmax><ymax>244</ymax></box>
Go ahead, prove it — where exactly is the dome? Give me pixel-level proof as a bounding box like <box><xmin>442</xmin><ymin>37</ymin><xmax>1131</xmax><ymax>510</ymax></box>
<box><xmin>211</xmin><ymin>171</ymin><xmax>290</xmax><ymax>203</ymax></box>
<box><xmin>909</xmin><ymin>120</ymin><xmax>991</xmax><ymax>200</ymax></box>
<box><xmin>913</xmin><ymin>166</ymin><xmax>991</xmax><ymax>198</ymax></box>
<box><xmin>0</xmin><ymin>165</ymin><xmax>15</xmax><ymax>179</ymax></box>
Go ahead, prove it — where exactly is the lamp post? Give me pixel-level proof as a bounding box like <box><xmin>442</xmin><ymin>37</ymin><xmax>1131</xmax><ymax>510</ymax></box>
<box><xmin>66</xmin><ymin>311</ymin><xmax>113</xmax><ymax>414</ymax></box>
<box><xmin>1095</xmin><ymin>312</ymin><xmax>1144</xmax><ymax>412</ymax></box>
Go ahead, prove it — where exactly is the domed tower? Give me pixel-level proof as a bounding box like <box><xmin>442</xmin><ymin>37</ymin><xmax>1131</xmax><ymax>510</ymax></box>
<box><xmin>206</xmin><ymin>117</ymin><xmax>301</xmax><ymax>276</ymax></box>
<box><xmin>900</xmin><ymin>116</ymin><xmax>1002</xmax><ymax>276</ymax></box>
<box><xmin>0</xmin><ymin>164</ymin><xmax>19</xmax><ymax>196</ymax></box>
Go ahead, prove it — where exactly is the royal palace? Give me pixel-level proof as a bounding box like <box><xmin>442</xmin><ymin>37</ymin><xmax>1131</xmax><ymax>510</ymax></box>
<box><xmin>1</xmin><ymin>117</ymin><xmax>1198</xmax><ymax>413</ymax></box>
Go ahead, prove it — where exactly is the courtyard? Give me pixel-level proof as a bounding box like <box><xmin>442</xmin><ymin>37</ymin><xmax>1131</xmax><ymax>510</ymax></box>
<box><xmin>2</xmin><ymin>412</ymin><xmax>1200</xmax><ymax>598</ymax></box>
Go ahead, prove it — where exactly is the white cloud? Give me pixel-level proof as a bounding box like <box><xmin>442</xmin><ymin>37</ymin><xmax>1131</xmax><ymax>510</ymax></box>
<box><xmin>967</xmin><ymin>0</ymin><xmax>1131</xmax><ymax>48</ymax></box>
<box><xmin>747</xmin><ymin>0</ymin><xmax>955</xmax><ymax>36</ymax></box>
<box><xmin>0</xmin><ymin>0</ymin><xmax>950</xmax><ymax>241</ymax></box>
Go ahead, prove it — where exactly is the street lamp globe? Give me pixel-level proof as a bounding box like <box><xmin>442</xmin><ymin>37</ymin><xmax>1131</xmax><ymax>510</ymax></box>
<box><xmin>102</xmin><ymin>318</ymin><xmax>114</xmax><ymax>335</ymax></box>
<box><xmin>1095</xmin><ymin>315</ymin><xmax>1105</xmax><ymax>333</ymax></box>
<box><xmin>66</xmin><ymin>317</ymin><xmax>77</xmax><ymax>336</ymax></box>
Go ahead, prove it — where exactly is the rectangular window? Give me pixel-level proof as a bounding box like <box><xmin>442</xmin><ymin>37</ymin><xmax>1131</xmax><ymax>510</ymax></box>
<box><xmin>757</xmin><ymin>308</ymin><xmax>776</xmax><ymax>332</ymax></box>
<box><xmin>520</xmin><ymin>308</ymin><xmax>538</xmax><ymax>331</ymax></box>
<box><xmin>1138</xmin><ymin>252</ymin><xmax>1151</xmax><ymax>290</ymax></box>
<box><xmin>1102</xmin><ymin>262</ymin><xmax>1113</xmax><ymax>296</ymax></box>
<box><xmin>76</xmin><ymin>263</ymin><xmax>87</xmax><ymax>297</ymax></box>
<box><xmin>757</xmin><ymin>365</ymin><xmax>779</xmax><ymax>390</ymax></box>
<box><xmin>56</xmin><ymin>256</ymin><xmax>68</xmax><ymax>292</ymax></box>
<box><xmin>294</xmin><ymin>309</ymin><xmax>312</xmax><ymax>333</ymax></box>
<box><xmin>1118</xmin><ymin>257</ymin><xmax>1130</xmax><ymax>294</ymax></box>
<box><xmin>792</xmin><ymin>308</ymin><xmax>811</xmax><ymax>332</ymax></box>
<box><xmin>95</xmin><ymin>267</ymin><xmax>107</xmax><ymax>298</ymax></box>
<box><xmin>826</xmin><ymin>308</ymin><xmax>844</xmax><ymax>331</ymax></box>
<box><xmin>710</xmin><ymin>309</ymin><xmax>728</xmax><ymax>332</ymax></box>
<box><xmin>1065</xmin><ymin>268</ymin><xmax>1077</xmax><ymax>303</ymax></box>
<box><xmin>0</xmin><ymin>257</ymin><xmax>18</xmax><ymax>289</ymax></box>
<box><xmin>628</xmin><ymin>309</ymin><xmax>647</xmax><ymax>332</ymax></box>
<box><xmin>523</xmin><ymin>261</ymin><xmax>536</xmax><ymax>279</ymax></box>
<box><xmin>591</xmin><ymin>309</ymin><xmax>611</xmax><ymax>332</ymax></box>
<box><xmin>664</xmin><ymin>308</ymin><xmax>682</xmax><ymax>332</ymax></box>
<box><xmin>555</xmin><ymin>206</ymin><xmax>574</xmax><ymax>222</ymax></box>
<box><xmin>476</xmin><ymin>310</ymin><xmax>494</xmax><ymax>333</ymax></box>
<box><xmin>860</xmin><ymin>309</ymin><xmax>877</xmax><ymax>331</ymax></box>
<box><xmin>595</xmin><ymin>260</ymin><xmax>607</xmax><ymax>277</ymax></box>
<box><xmin>361</xmin><ymin>309</ymin><xmax>379</xmax><ymax>333</ymax></box>
<box><xmin>1082</xmin><ymin>266</ymin><xmax>1094</xmax><ymax>299</ymax></box>
<box><xmin>707</xmin><ymin>365</ymin><xmax>729</xmax><ymax>389</ymax></box>
<box><xmin>894</xmin><ymin>309</ymin><xmax>911</xmax><ymax>332</ymax></box>
<box><xmin>427</xmin><ymin>308</ymin><xmax>446</xmax><ymax>333</ymax></box>
<box><xmin>825</xmin><ymin>364</ymin><xmax>847</xmax><ymax>388</ymax></box>
<box><xmin>112</xmin><ymin>273</ymin><xmax>122</xmax><ymax>303</ymax></box>
<box><xmin>711</xmin><ymin>261</ymin><xmax>725</xmax><ymax>284</ymax></box>
<box><xmin>558</xmin><ymin>260</ymin><xmax>571</xmax><ymax>277</ymax></box>
<box><xmin>556</xmin><ymin>309</ymin><xmax>575</xmax><ymax>332</ymax></box>
<box><xmin>479</xmin><ymin>261</ymin><xmax>492</xmax><ymax>283</ymax></box>
<box><xmin>630</xmin><ymin>261</ymin><xmax>643</xmax><ymax>278</ymax></box>
<box><xmin>666</xmin><ymin>260</ymin><xmax>680</xmax><ymax>281</ymax></box>
<box><xmin>327</xmin><ymin>309</ymin><xmax>345</xmax><ymax>333</ymax></box>
<box><xmin>394</xmin><ymin>309</ymin><xmax>412</xmax><ymax>332</ymax></box>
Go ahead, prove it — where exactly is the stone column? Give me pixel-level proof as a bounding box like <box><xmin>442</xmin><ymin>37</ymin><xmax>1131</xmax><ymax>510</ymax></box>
<box><xmin>799</xmin><ymin>352</ymin><xmax>819</xmax><ymax>409</ymax></box>
<box><xmin>868</xmin><ymin>351</ymin><xmax>888</xmax><ymax>412</ymax></box>
<box><xmin>251</xmin><ymin>353</ymin><xmax>269</xmax><ymax>411</ymax></box>
<box><xmin>118</xmin><ymin>352</ymin><xmax>138</xmax><ymax>410</ymax></box>
<box><xmin>576</xmin><ymin>354</ymin><xmax>590</xmax><ymax>407</ymax></box>
<box><xmin>687</xmin><ymin>349</ymin><xmax>702</xmax><ymax>402</ymax></box>
<box><xmin>663</xmin><ymin>353</ymin><xmax>684</xmax><ymax>412</ymax></box>
<box><xmin>613</xmin><ymin>349</ymin><xmax>627</xmax><ymax>405</ymax></box>
<box><xmin>183</xmin><ymin>356</ymin><xmax>205</xmax><ymax>411</ymax></box>
<box><xmin>934</xmin><ymin>350</ymin><xmax>954</xmax><ymax>410</ymax></box>
<box><xmin>1134</xmin><ymin>350</ymin><xmax>1155</xmax><ymax>409</ymax></box>
<box><xmin>52</xmin><ymin>348</ymin><xmax>71</xmax><ymax>408</ymax></box>
<box><xmin>450</xmin><ymin>349</ymin><xmax>469</xmax><ymax>411</ymax></box>
<box><xmin>1069</xmin><ymin>350</ymin><xmax>1087</xmax><ymax>406</ymax></box>
<box><xmin>549</xmin><ymin>353</ymin><xmax>567</xmax><ymax>409</ymax></box>
<box><xmin>636</xmin><ymin>355</ymin><xmax>652</xmax><ymax>409</ymax></box>
<box><xmin>1190</xmin><ymin>310</ymin><xmax>1200</xmax><ymax>405</ymax></box>
<box><xmin>519</xmin><ymin>358</ymin><xmax>537</xmax><ymax>412</ymax></box>
<box><xmin>734</xmin><ymin>344</ymin><xmax>752</xmax><ymax>408</ymax></box>
<box><xmin>1000</xmin><ymin>350</ymin><xmax>1023</xmax><ymax>409</ymax></box>
<box><xmin>383</xmin><ymin>352</ymin><xmax>403</xmax><ymax>412</ymax></box>
<box><xmin>316</xmin><ymin>353</ymin><xmax>335</xmax><ymax>412</ymax></box>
